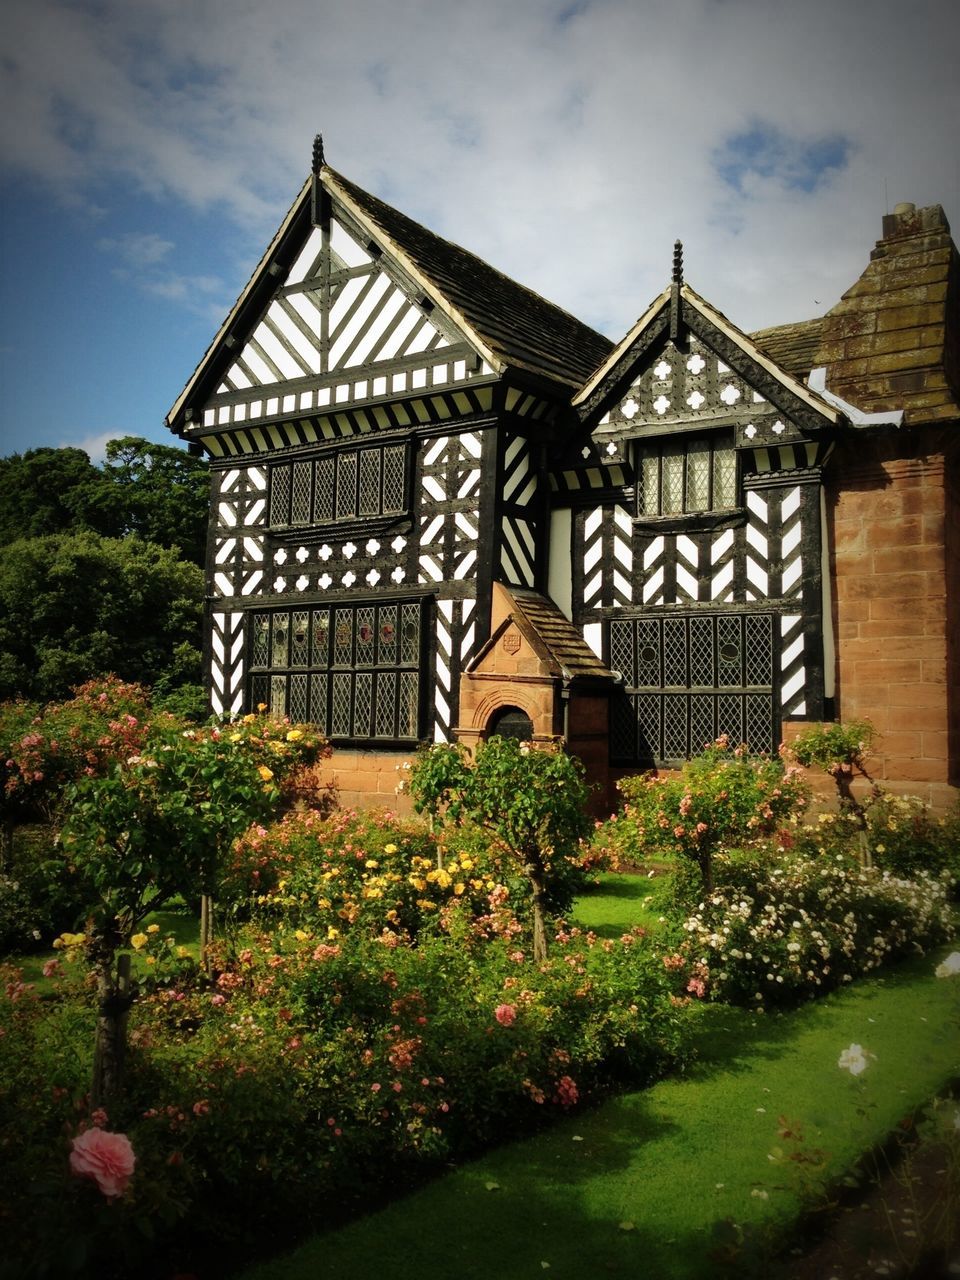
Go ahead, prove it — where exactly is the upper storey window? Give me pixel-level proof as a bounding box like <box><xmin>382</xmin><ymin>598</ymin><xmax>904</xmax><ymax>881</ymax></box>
<box><xmin>636</xmin><ymin>434</ymin><xmax>737</xmax><ymax>517</ymax></box>
<box><xmin>269</xmin><ymin>443</ymin><xmax>407</xmax><ymax>528</ymax></box>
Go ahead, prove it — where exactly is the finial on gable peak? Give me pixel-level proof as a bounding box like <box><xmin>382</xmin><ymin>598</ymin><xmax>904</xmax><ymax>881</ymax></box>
<box><xmin>672</xmin><ymin>239</ymin><xmax>683</xmax><ymax>285</ymax></box>
<box><xmin>312</xmin><ymin>133</ymin><xmax>325</xmax><ymax>174</ymax></box>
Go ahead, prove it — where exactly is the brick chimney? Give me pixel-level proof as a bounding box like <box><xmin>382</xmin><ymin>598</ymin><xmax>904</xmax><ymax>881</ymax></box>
<box><xmin>817</xmin><ymin>202</ymin><xmax>960</xmax><ymax>423</ymax></box>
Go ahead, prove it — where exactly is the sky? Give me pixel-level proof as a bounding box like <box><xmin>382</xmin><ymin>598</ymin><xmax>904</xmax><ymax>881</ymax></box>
<box><xmin>1</xmin><ymin>0</ymin><xmax>958</xmax><ymax>462</ymax></box>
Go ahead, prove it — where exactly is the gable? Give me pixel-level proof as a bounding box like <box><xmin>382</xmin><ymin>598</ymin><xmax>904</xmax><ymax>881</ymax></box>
<box><xmin>168</xmin><ymin>189</ymin><xmax>500</xmax><ymax>458</ymax></box>
<box><xmin>574</xmin><ymin>283</ymin><xmax>840</xmax><ymax>437</ymax></box>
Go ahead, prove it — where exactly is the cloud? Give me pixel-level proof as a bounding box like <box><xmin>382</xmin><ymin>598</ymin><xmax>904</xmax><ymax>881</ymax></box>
<box><xmin>1</xmin><ymin>0</ymin><xmax>958</xmax><ymax>339</ymax></box>
<box><xmin>98</xmin><ymin>231</ymin><xmax>175</xmax><ymax>266</ymax></box>
<box><xmin>55</xmin><ymin>429</ymin><xmax>123</xmax><ymax>465</ymax></box>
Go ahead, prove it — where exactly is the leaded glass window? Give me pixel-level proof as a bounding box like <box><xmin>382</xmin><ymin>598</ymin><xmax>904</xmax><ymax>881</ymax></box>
<box><xmin>269</xmin><ymin>444</ymin><xmax>408</xmax><ymax>528</ymax></box>
<box><xmin>246</xmin><ymin>600</ymin><xmax>424</xmax><ymax>741</ymax></box>
<box><xmin>637</xmin><ymin>434</ymin><xmax>737</xmax><ymax>516</ymax></box>
<box><xmin>608</xmin><ymin>613</ymin><xmax>775</xmax><ymax>764</ymax></box>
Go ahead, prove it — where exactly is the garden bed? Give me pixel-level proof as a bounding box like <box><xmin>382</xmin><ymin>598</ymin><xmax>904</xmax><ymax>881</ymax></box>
<box><xmin>239</xmin><ymin>945</ymin><xmax>960</xmax><ymax>1280</ymax></box>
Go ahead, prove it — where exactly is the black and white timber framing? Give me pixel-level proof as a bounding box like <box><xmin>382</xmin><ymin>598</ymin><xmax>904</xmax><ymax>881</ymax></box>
<box><xmin>168</xmin><ymin>152</ymin><xmax>846</xmax><ymax>765</ymax></box>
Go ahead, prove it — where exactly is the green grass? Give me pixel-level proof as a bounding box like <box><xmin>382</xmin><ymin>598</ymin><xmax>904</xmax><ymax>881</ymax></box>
<box><xmin>7</xmin><ymin>903</ymin><xmax>200</xmax><ymax>986</ymax></box>
<box><xmin>240</xmin><ymin>943</ymin><xmax>960</xmax><ymax>1280</ymax></box>
<box><xmin>571</xmin><ymin>870</ymin><xmax>667</xmax><ymax>936</ymax></box>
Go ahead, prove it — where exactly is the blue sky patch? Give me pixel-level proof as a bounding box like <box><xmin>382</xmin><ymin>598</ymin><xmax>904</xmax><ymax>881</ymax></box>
<box><xmin>714</xmin><ymin>122</ymin><xmax>852</xmax><ymax>194</ymax></box>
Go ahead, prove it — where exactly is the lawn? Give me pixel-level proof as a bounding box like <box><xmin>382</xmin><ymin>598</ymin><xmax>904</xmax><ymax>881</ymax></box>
<box><xmin>241</xmin><ymin>942</ymin><xmax>960</xmax><ymax>1280</ymax></box>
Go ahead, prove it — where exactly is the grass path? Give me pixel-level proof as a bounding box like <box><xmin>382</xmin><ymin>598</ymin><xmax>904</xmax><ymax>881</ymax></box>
<box><xmin>242</xmin><ymin>945</ymin><xmax>959</xmax><ymax>1280</ymax></box>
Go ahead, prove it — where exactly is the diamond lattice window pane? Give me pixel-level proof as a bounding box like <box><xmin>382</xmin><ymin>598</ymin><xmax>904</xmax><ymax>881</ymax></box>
<box><xmin>270</xmin><ymin>674</ymin><xmax>287</xmax><ymax>718</ymax></box>
<box><xmin>314</xmin><ymin>457</ymin><xmax>335</xmax><ymax>523</ymax></box>
<box><xmin>383</xmin><ymin>445</ymin><xmax>405</xmax><ymax>513</ymax></box>
<box><xmin>336</xmin><ymin>452</ymin><xmax>357</xmax><ymax>520</ymax></box>
<box><xmin>717</xmin><ymin>694</ymin><xmax>743</xmax><ymax>745</ymax></box>
<box><xmin>250</xmin><ymin>674</ymin><xmax>269</xmax><ymax>713</ymax></box>
<box><xmin>354</xmin><ymin>673</ymin><xmax>373</xmax><ymax>737</ymax></box>
<box><xmin>689</xmin><ymin>617</ymin><xmax>714</xmax><ymax>687</ymax></box>
<box><xmin>636</xmin><ymin>619</ymin><xmax>660</xmax><ymax>687</ymax></box>
<box><xmin>663</xmin><ymin>618</ymin><xmax>687</xmax><ymax>687</ymax></box>
<box><xmin>663</xmin><ymin>695</ymin><xmax>688</xmax><ymax>759</ymax></box>
<box><xmin>610</xmin><ymin>620</ymin><xmax>635</xmax><ymax>687</ymax></box>
<box><xmin>635</xmin><ymin>694</ymin><xmax>661</xmax><ymax>762</ymax></box>
<box><xmin>690</xmin><ymin>695</ymin><xmax>715</xmax><ymax>753</ymax></box>
<box><xmin>331</xmin><ymin>674</ymin><xmax>352</xmax><ymax>737</ymax></box>
<box><xmin>333</xmin><ymin>608</ymin><xmax>353</xmax><ymax>667</ymax></box>
<box><xmin>289</xmin><ymin>674</ymin><xmax>308</xmax><ymax>722</ymax></box>
<box><xmin>713</xmin><ymin>445</ymin><xmax>737</xmax><ymax>509</ymax></box>
<box><xmin>662</xmin><ymin>448</ymin><xmax>683</xmax><ymax>514</ymax></box>
<box><xmin>309</xmin><ymin>674</ymin><xmax>328</xmax><ymax>733</ymax></box>
<box><xmin>640</xmin><ymin>450</ymin><xmax>660</xmax><ymax>516</ymax></box>
<box><xmin>359</xmin><ymin>450</ymin><xmax>381</xmax><ymax>517</ymax></box>
<box><xmin>400</xmin><ymin>603</ymin><xmax>420</xmax><ymax>664</ymax></box>
<box><xmin>378</xmin><ymin>605</ymin><xmax>397</xmax><ymax>665</ymax></box>
<box><xmin>686</xmin><ymin>440</ymin><xmax>710</xmax><ymax>512</ymax></box>
<box><xmin>745</xmin><ymin>614</ymin><xmax>773</xmax><ymax>686</ymax></box>
<box><xmin>269</xmin><ymin>465</ymin><xmax>290</xmax><ymax>526</ymax></box>
<box><xmin>746</xmin><ymin>693</ymin><xmax>773</xmax><ymax>753</ymax></box>
<box><xmin>375</xmin><ymin>671</ymin><xmax>396</xmax><ymax>738</ymax></box>
<box><xmin>291</xmin><ymin>462</ymin><xmax>311</xmax><ymax>525</ymax></box>
<box><xmin>271</xmin><ymin>614</ymin><xmax>289</xmax><ymax>667</ymax></box>
<box><xmin>398</xmin><ymin>672</ymin><xmax>419</xmax><ymax>737</ymax></box>
<box><xmin>356</xmin><ymin>606</ymin><xmax>375</xmax><ymax>665</ymax></box>
<box><xmin>312</xmin><ymin>610</ymin><xmax>329</xmax><ymax>666</ymax></box>
<box><xmin>717</xmin><ymin>616</ymin><xmax>742</xmax><ymax>686</ymax></box>
<box><xmin>252</xmin><ymin>614</ymin><xmax>270</xmax><ymax>668</ymax></box>
<box><xmin>291</xmin><ymin>611</ymin><xmax>310</xmax><ymax>666</ymax></box>
<box><xmin>610</xmin><ymin>694</ymin><xmax>637</xmax><ymax>761</ymax></box>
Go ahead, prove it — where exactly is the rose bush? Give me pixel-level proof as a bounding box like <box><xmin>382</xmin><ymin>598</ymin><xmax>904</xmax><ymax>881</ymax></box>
<box><xmin>669</xmin><ymin>851</ymin><xmax>953</xmax><ymax>1008</ymax></box>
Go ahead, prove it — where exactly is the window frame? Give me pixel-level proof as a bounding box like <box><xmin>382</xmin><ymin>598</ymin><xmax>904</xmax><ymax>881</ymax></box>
<box><xmin>634</xmin><ymin>431</ymin><xmax>738</xmax><ymax>519</ymax></box>
<box><xmin>268</xmin><ymin>441</ymin><xmax>409</xmax><ymax>532</ymax></box>
<box><xmin>247</xmin><ymin>597</ymin><xmax>428</xmax><ymax>745</ymax></box>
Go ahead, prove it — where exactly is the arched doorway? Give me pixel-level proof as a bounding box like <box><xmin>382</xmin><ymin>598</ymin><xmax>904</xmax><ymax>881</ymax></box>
<box><xmin>487</xmin><ymin>705</ymin><xmax>534</xmax><ymax>741</ymax></box>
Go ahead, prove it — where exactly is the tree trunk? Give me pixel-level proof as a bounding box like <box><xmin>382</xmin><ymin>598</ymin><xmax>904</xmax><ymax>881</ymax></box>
<box><xmin>526</xmin><ymin>865</ymin><xmax>548</xmax><ymax>963</ymax></box>
<box><xmin>200</xmin><ymin>893</ymin><xmax>215</xmax><ymax>973</ymax></box>
<box><xmin>0</xmin><ymin>816</ymin><xmax>13</xmax><ymax>873</ymax></box>
<box><xmin>91</xmin><ymin>953</ymin><xmax>132</xmax><ymax>1109</ymax></box>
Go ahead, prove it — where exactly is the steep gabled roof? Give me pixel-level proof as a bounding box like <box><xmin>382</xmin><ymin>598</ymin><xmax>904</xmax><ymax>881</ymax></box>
<box><xmin>573</xmin><ymin>282</ymin><xmax>841</xmax><ymax>433</ymax></box>
<box><xmin>167</xmin><ymin>166</ymin><xmax>613</xmax><ymax>431</ymax></box>
<box><xmin>323</xmin><ymin>168</ymin><xmax>612</xmax><ymax>389</ymax></box>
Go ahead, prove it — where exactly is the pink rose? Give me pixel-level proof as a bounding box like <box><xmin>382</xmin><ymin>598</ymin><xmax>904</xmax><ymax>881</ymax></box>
<box><xmin>69</xmin><ymin>1128</ymin><xmax>135</xmax><ymax>1198</ymax></box>
<box><xmin>494</xmin><ymin>1003</ymin><xmax>517</xmax><ymax>1027</ymax></box>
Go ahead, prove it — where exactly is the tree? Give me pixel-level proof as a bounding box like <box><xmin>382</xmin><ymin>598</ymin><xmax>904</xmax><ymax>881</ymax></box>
<box><xmin>0</xmin><ymin>531</ymin><xmax>203</xmax><ymax>703</ymax></box>
<box><xmin>0</xmin><ymin>439</ymin><xmax>209</xmax><ymax>567</ymax></box>
<box><xmin>101</xmin><ymin>436</ymin><xmax>209</xmax><ymax>566</ymax></box>
<box><xmin>0</xmin><ymin>448</ymin><xmax>115</xmax><ymax>544</ymax></box>
<box><xmin>408</xmin><ymin>737</ymin><xmax>591</xmax><ymax>962</ymax></box>
<box><xmin>61</xmin><ymin>714</ymin><xmax>327</xmax><ymax>1103</ymax></box>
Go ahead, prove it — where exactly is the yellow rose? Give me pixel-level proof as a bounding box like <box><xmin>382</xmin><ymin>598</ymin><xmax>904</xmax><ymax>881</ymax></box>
<box><xmin>258</xmin><ymin>765</ymin><xmax>274</xmax><ymax>781</ymax></box>
<box><xmin>130</xmin><ymin>933</ymin><xmax>148</xmax><ymax>950</ymax></box>
<box><xmin>383</xmin><ymin>843</ymin><xmax>398</xmax><ymax>855</ymax></box>
<box><xmin>286</xmin><ymin>729</ymin><xmax>303</xmax><ymax>742</ymax></box>
<box><xmin>365</xmin><ymin>859</ymin><xmax>380</xmax><ymax>869</ymax></box>
<box><xmin>145</xmin><ymin>956</ymin><xmax>156</xmax><ymax>966</ymax></box>
<box><xmin>294</xmin><ymin>929</ymin><xmax>310</xmax><ymax>942</ymax></box>
<box><xmin>146</xmin><ymin>923</ymin><xmax>160</xmax><ymax>934</ymax></box>
<box><xmin>454</xmin><ymin>882</ymin><xmax>465</xmax><ymax>896</ymax></box>
<box><xmin>230</xmin><ymin>732</ymin><xmax>242</xmax><ymax>742</ymax></box>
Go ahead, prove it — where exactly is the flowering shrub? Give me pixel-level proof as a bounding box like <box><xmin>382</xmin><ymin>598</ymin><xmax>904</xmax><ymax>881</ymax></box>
<box><xmin>603</xmin><ymin>740</ymin><xmax>809</xmax><ymax>891</ymax></box>
<box><xmin>789</xmin><ymin>718</ymin><xmax>876</xmax><ymax>812</ymax></box>
<box><xmin>792</xmin><ymin>792</ymin><xmax>960</xmax><ymax>887</ymax></box>
<box><xmin>0</xmin><ymin>917</ymin><xmax>691</xmax><ymax>1276</ymax></box>
<box><xmin>407</xmin><ymin>737</ymin><xmax>593</xmax><ymax>959</ymax></box>
<box><xmin>671</xmin><ymin>852</ymin><xmax>953</xmax><ymax>1008</ymax></box>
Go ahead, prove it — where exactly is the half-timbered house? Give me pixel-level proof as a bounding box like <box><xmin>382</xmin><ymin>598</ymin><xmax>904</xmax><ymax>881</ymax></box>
<box><xmin>167</xmin><ymin>147</ymin><xmax>959</xmax><ymax>810</ymax></box>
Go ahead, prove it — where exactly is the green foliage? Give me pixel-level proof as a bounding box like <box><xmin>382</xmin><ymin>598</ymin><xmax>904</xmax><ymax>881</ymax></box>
<box><xmin>60</xmin><ymin>715</ymin><xmax>328</xmax><ymax>950</ymax></box>
<box><xmin>0</xmin><ymin>913</ymin><xmax>689</xmax><ymax>1276</ymax></box>
<box><xmin>794</xmin><ymin>791</ymin><xmax>960</xmax><ymax>885</ymax></box>
<box><xmin>0</xmin><ymin>532</ymin><xmax>204</xmax><ymax>703</ymax></box>
<box><xmin>407</xmin><ymin>738</ymin><xmax>593</xmax><ymax>958</ymax></box>
<box><xmin>604</xmin><ymin>740</ymin><xmax>810</xmax><ymax>890</ymax></box>
<box><xmin>0</xmin><ymin>439</ymin><xmax>209</xmax><ymax>566</ymax></box>
<box><xmin>672</xmin><ymin>851</ymin><xmax>954</xmax><ymax>1008</ymax></box>
<box><xmin>789</xmin><ymin>719</ymin><xmax>876</xmax><ymax>775</ymax></box>
<box><xmin>0</xmin><ymin>825</ymin><xmax>87</xmax><ymax>952</ymax></box>
<box><xmin>1</xmin><ymin>676</ymin><xmax>156</xmax><ymax>825</ymax></box>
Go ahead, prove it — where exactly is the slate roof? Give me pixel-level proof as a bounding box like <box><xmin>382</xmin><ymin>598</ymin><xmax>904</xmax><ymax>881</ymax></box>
<box><xmin>751</xmin><ymin>318</ymin><xmax>826</xmax><ymax>380</ymax></box>
<box><xmin>325</xmin><ymin>168</ymin><xmax>613</xmax><ymax>391</ymax></box>
<box><xmin>505</xmin><ymin>587</ymin><xmax>616</xmax><ymax>683</ymax></box>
